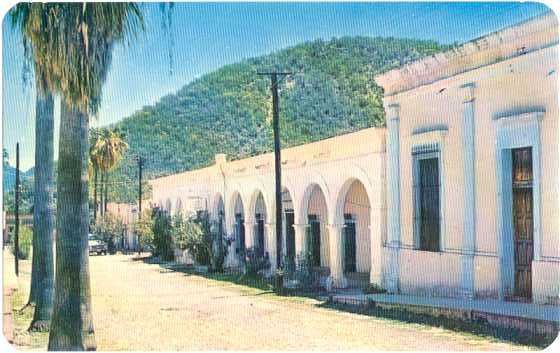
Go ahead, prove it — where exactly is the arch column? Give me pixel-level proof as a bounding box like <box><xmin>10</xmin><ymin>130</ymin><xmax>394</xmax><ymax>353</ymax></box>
<box><xmin>244</xmin><ymin>217</ymin><xmax>256</xmax><ymax>250</ymax></box>
<box><xmin>265</xmin><ymin>223</ymin><xmax>277</xmax><ymax>272</ymax></box>
<box><xmin>293</xmin><ymin>223</ymin><xmax>308</xmax><ymax>264</ymax></box>
<box><xmin>327</xmin><ymin>223</ymin><xmax>347</xmax><ymax>288</ymax></box>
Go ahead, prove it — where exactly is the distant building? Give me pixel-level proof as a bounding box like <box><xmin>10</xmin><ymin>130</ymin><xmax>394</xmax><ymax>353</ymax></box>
<box><xmin>149</xmin><ymin>13</ymin><xmax>559</xmax><ymax>304</ymax></box>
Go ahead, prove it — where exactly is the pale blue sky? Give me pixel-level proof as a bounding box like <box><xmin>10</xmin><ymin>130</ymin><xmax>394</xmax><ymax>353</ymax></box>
<box><xmin>2</xmin><ymin>2</ymin><xmax>552</xmax><ymax>169</ymax></box>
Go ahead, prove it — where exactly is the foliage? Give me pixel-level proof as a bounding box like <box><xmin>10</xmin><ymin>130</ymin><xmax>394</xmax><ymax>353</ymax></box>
<box><xmin>11</xmin><ymin>225</ymin><xmax>33</xmax><ymax>260</ymax></box>
<box><xmin>105</xmin><ymin>36</ymin><xmax>447</xmax><ymax>202</ymax></box>
<box><xmin>179</xmin><ymin>212</ymin><xmax>213</xmax><ymax>266</ymax></box>
<box><xmin>134</xmin><ymin>209</ymin><xmax>155</xmax><ymax>251</ymax></box>
<box><xmin>284</xmin><ymin>252</ymin><xmax>319</xmax><ymax>290</ymax></box>
<box><xmin>92</xmin><ymin>214</ymin><xmax>125</xmax><ymax>253</ymax></box>
<box><xmin>363</xmin><ymin>283</ymin><xmax>387</xmax><ymax>294</ymax></box>
<box><xmin>152</xmin><ymin>208</ymin><xmax>174</xmax><ymax>260</ymax></box>
<box><xmin>245</xmin><ymin>247</ymin><xmax>271</xmax><ymax>276</ymax></box>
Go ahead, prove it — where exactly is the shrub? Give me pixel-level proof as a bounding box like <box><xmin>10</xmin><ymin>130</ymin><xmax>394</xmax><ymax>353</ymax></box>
<box><xmin>134</xmin><ymin>209</ymin><xmax>155</xmax><ymax>251</ymax></box>
<box><xmin>180</xmin><ymin>212</ymin><xmax>212</xmax><ymax>266</ymax></box>
<box><xmin>152</xmin><ymin>208</ymin><xmax>174</xmax><ymax>260</ymax></box>
<box><xmin>245</xmin><ymin>247</ymin><xmax>270</xmax><ymax>276</ymax></box>
<box><xmin>12</xmin><ymin>225</ymin><xmax>32</xmax><ymax>260</ymax></box>
<box><xmin>363</xmin><ymin>283</ymin><xmax>387</xmax><ymax>294</ymax></box>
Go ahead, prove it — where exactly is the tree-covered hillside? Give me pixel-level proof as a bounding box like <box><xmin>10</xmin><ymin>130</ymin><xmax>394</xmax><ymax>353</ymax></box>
<box><xmin>108</xmin><ymin>36</ymin><xmax>447</xmax><ymax>202</ymax></box>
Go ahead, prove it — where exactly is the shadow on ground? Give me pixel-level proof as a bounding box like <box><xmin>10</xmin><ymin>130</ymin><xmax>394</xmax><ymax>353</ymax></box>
<box><xmin>138</xmin><ymin>255</ymin><xmax>554</xmax><ymax>349</ymax></box>
<box><xmin>318</xmin><ymin>300</ymin><xmax>557</xmax><ymax>349</ymax></box>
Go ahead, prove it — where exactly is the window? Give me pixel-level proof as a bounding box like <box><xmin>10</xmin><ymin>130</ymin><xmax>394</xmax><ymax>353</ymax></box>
<box><xmin>413</xmin><ymin>144</ymin><xmax>441</xmax><ymax>252</ymax></box>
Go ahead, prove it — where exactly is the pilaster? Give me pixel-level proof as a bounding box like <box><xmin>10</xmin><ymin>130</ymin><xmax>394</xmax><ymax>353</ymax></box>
<box><xmin>460</xmin><ymin>82</ymin><xmax>476</xmax><ymax>299</ymax></box>
<box><xmin>385</xmin><ymin>102</ymin><xmax>401</xmax><ymax>293</ymax></box>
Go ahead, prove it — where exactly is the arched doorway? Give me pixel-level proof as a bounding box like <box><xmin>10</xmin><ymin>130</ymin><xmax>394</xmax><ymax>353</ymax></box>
<box><xmin>252</xmin><ymin>191</ymin><xmax>267</xmax><ymax>257</ymax></box>
<box><xmin>282</xmin><ymin>188</ymin><xmax>295</xmax><ymax>268</ymax></box>
<box><xmin>338</xmin><ymin>179</ymin><xmax>372</xmax><ymax>287</ymax></box>
<box><xmin>304</xmin><ymin>184</ymin><xmax>330</xmax><ymax>271</ymax></box>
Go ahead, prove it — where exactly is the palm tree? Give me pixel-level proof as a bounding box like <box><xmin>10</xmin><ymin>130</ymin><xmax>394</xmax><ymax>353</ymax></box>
<box><xmin>25</xmin><ymin>4</ymin><xmax>143</xmax><ymax>350</ymax></box>
<box><xmin>92</xmin><ymin>127</ymin><xmax>128</xmax><ymax>217</ymax></box>
<box><xmin>89</xmin><ymin>128</ymin><xmax>102</xmax><ymax>221</ymax></box>
<box><xmin>9</xmin><ymin>3</ymin><xmax>57</xmax><ymax>331</ymax></box>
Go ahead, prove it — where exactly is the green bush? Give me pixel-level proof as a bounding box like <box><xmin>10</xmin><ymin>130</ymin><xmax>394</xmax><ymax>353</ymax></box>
<box><xmin>245</xmin><ymin>247</ymin><xmax>270</xmax><ymax>276</ymax></box>
<box><xmin>363</xmin><ymin>283</ymin><xmax>387</xmax><ymax>294</ymax></box>
<box><xmin>133</xmin><ymin>209</ymin><xmax>154</xmax><ymax>250</ymax></box>
<box><xmin>152</xmin><ymin>208</ymin><xmax>174</xmax><ymax>260</ymax></box>
<box><xmin>180</xmin><ymin>212</ymin><xmax>212</xmax><ymax>266</ymax></box>
<box><xmin>12</xmin><ymin>225</ymin><xmax>32</xmax><ymax>260</ymax></box>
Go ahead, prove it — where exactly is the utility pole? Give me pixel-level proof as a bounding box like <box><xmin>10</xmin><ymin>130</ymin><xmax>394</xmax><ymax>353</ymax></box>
<box><xmin>14</xmin><ymin>143</ymin><xmax>20</xmax><ymax>276</ymax></box>
<box><xmin>137</xmin><ymin>156</ymin><xmax>143</xmax><ymax>255</ymax></box>
<box><xmin>257</xmin><ymin>71</ymin><xmax>292</xmax><ymax>269</ymax></box>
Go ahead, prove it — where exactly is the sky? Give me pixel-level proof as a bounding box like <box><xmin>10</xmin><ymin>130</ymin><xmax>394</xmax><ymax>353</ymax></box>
<box><xmin>1</xmin><ymin>1</ymin><xmax>552</xmax><ymax>170</ymax></box>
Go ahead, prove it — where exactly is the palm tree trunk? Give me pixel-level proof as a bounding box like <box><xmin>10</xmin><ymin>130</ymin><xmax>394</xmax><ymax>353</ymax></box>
<box><xmin>48</xmin><ymin>102</ymin><xmax>96</xmax><ymax>350</ymax></box>
<box><xmin>99</xmin><ymin>171</ymin><xmax>104</xmax><ymax>217</ymax></box>
<box><xmin>104</xmin><ymin>171</ymin><xmax>109</xmax><ymax>213</ymax></box>
<box><xmin>29</xmin><ymin>90</ymin><xmax>55</xmax><ymax>331</ymax></box>
<box><xmin>93</xmin><ymin>167</ymin><xmax>98</xmax><ymax>221</ymax></box>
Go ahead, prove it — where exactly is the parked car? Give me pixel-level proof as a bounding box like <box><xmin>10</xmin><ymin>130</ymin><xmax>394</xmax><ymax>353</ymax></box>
<box><xmin>88</xmin><ymin>234</ymin><xmax>108</xmax><ymax>255</ymax></box>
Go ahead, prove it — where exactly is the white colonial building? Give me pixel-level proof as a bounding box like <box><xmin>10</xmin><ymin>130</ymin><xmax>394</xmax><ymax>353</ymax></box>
<box><xmin>148</xmin><ymin>13</ymin><xmax>559</xmax><ymax>304</ymax></box>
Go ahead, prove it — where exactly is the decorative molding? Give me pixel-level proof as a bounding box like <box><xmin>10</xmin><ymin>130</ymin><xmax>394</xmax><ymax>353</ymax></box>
<box><xmin>411</xmin><ymin>129</ymin><xmax>447</xmax><ymax>147</ymax></box>
<box><xmin>375</xmin><ymin>13</ymin><xmax>558</xmax><ymax>96</ymax></box>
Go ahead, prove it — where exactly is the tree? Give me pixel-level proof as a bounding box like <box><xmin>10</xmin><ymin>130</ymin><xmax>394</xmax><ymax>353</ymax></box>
<box><xmin>9</xmin><ymin>3</ymin><xmax>57</xmax><ymax>331</ymax></box>
<box><xmin>89</xmin><ymin>128</ymin><xmax>102</xmax><ymax>221</ymax></box>
<box><xmin>33</xmin><ymin>4</ymin><xmax>143</xmax><ymax>350</ymax></box>
<box><xmin>91</xmin><ymin>127</ymin><xmax>128</xmax><ymax>216</ymax></box>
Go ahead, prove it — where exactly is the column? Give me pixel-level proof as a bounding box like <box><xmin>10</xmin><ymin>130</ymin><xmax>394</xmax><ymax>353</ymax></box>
<box><xmin>460</xmin><ymin>83</ymin><xmax>476</xmax><ymax>299</ymax></box>
<box><xmin>327</xmin><ymin>223</ymin><xmax>347</xmax><ymax>288</ymax></box>
<box><xmin>293</xmin><ymin>223</ymin><xmax>308</xmax><ymax>264</ymax></box>
<box><xmin>386</xmin><ymin>103</ymin><xmax>401</xmax><ymax>293</ymax></box>
<box><xmin>244</xmin><ymin>217</ymin><xmax>255</xmax><ymax>250</ymax></box>
<box><xmin>265</xmin><ymin>223</ymin><xmax>277</xmax><ymax>272</ymax></box>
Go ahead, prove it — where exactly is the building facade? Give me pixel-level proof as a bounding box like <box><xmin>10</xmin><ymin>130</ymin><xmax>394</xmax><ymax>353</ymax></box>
<box><xmin>375</xmin><ymin>13</ymin><xmax>559</xmax><ymax>304</ymax></box>
<box><xmin>148</xmin><ymin>13</ymin><xmax>559</xmax><ymax>304</ymax></box>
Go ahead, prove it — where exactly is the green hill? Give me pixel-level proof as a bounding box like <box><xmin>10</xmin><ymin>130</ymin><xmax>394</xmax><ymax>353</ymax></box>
<box><xmin>108</xmin><ymin>36</ymin><xmax>447</xmax><ymax>202</ymax></box>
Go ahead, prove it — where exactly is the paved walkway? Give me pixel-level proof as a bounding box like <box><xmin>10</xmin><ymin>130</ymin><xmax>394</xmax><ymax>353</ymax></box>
<box><xmin>331</xmin><ymin>291</ymin><xmax>560</xmax><ymax>323</ymax></box>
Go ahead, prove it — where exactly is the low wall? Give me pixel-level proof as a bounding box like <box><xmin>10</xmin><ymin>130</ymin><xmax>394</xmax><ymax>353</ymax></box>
<box><xmin>533</xmin><ymin>260</ymin><xmax>560</xmax><ymax>305</ymax></box>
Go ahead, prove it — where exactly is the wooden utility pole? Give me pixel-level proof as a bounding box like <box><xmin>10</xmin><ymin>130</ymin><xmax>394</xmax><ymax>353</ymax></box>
<box><xmin>14</xmin><ymin>143</ymin><xmax>20</xmax><ymax>276</ymax></box>
<box><xmin>257</xmin><ymin>71</ymin><xmax>292</xmax><ymax>268</ymax></box>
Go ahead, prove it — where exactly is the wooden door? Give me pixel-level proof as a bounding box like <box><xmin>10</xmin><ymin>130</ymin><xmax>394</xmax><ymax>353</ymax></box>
<box><xmin>344</xmin><ymin>214</ymin><xmax>357</xmax><ymax>273</ymax></box>
<box><xmin>512</xmin><ymin>147</ymin><xmax>533</xmax><ymax>299</ymax></box>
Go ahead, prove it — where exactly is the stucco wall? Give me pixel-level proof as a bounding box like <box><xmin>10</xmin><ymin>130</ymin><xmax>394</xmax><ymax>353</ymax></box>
<box><xmin>380</xmin><ymin>31</ymin><xmax>559</xmax><ymax>301</ymax></box>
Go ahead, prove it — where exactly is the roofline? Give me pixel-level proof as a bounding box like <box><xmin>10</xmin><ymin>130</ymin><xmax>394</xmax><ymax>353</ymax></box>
<box><xmin>375</xmin><ymin>11</ymin><xmax>559</xmax><ymax>97</ymax></box>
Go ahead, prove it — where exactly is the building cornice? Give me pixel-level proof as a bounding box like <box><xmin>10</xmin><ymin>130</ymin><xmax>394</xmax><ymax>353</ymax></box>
<box><xmin>375</xmin><ymin>12</ymin><xmax>558</xmax><ymax>97</ymax></box>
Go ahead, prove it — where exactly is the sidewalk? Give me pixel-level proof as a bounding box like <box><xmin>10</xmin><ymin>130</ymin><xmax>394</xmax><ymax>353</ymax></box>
<box><xmin>331</xmin><ymin>291</ymin><xmax>560</xmax><ymax>323</ymax></box>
